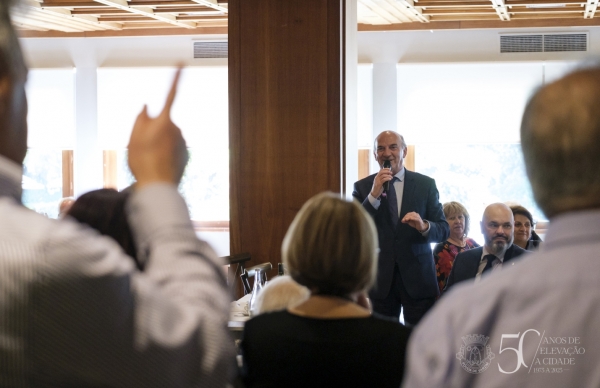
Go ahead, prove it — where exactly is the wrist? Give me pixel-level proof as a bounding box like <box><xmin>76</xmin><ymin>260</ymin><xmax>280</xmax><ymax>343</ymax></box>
<box><xmin>419</xmin><ymin>220</ymin><xmax>429</xmax><ymax>233</ymax></box>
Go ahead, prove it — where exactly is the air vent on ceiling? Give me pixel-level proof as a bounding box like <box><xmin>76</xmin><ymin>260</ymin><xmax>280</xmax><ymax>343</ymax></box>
<box><xmin>193</xmin><ymin>41</ymin><xmax>228</xmax><ymax>59</ymax></box>
<box><xmin>500</xmin><ymin>33</ymin><xmax>587</xmax><ymax>53</ymax></box>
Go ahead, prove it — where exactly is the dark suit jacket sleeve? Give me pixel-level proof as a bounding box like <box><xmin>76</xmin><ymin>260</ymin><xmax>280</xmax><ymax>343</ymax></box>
<box><xmin>352</xmin><ymin>178</ymin><xmax>378</xmax><ymax>218</ymax></box>
<box><xmin>421</xmin><ymin>179</ymin><xmax>449</xmax><ymax>244</ymax></box>
<box><xmin>444</xmin><ymin>249</ymin><xmax>478</xmax><ymax>293</ymax></box>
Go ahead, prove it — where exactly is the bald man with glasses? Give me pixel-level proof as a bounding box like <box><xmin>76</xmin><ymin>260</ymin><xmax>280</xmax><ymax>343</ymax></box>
<box><xmin>444</xmin><ymin>203</ymin><xmax>528</xmax><ymax>292</ymax></box>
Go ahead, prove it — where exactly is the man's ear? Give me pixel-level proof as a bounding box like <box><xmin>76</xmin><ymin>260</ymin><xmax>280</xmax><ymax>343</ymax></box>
<box><xmin>402</xmin><ymin>147</ymin><xmax>408</xmax><ymax>159</ymax></box>
<box><xmin>480</xmin><ymin>221</ymin><xmax>485</xmax><ymax>234</ymax></box>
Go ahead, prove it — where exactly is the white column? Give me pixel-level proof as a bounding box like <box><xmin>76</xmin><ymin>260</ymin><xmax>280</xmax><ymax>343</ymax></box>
<box><xmin>372</xmin><ymin>63</ymin><xmax>398</xmax><ymax>173</ymax></box>
<box><xmin>74</xmin><ymin>67</ymin><xmax>102</xmax><ymax>196</ymax></box>
<box><xmin>344</xmin><ymin>0</ymin><xmax>358</xmax><ymax>198</ymax></box>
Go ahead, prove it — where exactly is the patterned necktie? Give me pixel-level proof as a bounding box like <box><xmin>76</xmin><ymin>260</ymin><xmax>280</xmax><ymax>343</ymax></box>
<box><xmin>481</xmin><ymin>254</ymin><xmax>496</xmax><ymax>275</ymax></box>
<box><xmin>387</xmin><ymin>177</ymin><xmax>399</xmax><ymax>227</ymax></box>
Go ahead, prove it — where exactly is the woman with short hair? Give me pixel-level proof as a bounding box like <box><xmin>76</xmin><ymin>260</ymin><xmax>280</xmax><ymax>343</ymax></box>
<box><xmin>241</xmin><ymin>192</ymin><xmax>410</xmax><ymax>388</ymax></box>
<box><xmin>434</xmin><ymin>201</ymin><xmax>480</xmax><ymax>294</ymax></box>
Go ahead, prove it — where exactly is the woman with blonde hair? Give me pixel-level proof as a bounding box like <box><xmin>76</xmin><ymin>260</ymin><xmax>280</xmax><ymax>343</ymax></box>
<box><xmin>241</xmin><ymin>192</ymin><xmax>410</xmax><ymax>388</ymax></box>
<box><xmin>434</xmin><ymin>201</ymin><xmax>480</xmax><ymax>294</ymax></box>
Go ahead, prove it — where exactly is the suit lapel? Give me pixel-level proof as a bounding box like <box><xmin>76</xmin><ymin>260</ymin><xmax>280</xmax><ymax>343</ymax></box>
<box><xmin>504</xmin><ymin>245</ymin><xmax>518</xmax><ymax>263</ymax></box>
<box><xmin>393</xmin><ymin>170</ymin><xmax>416</xmax><ymax>236</ymax></box>
<box><xmin>467</xmin><ymin>249</ymin><xmax>483</xmax><ymax>279</ymax></box>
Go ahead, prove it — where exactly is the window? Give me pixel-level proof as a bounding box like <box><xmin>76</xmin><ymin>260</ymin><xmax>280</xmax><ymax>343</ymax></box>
<box><xmin>415</xmin><ymin>143</ymin><xmax>542</xmax><ymax>244</ymax></box>
<box><xmin>24</xmin><ymin>69</ymin><xmax>76</xmax><ymax>217</ymax></box>
<box><xmin>394</xmin><ymin>62</ymin><xmax>578</xmax><ymax>241</ymax></box>
<box><xmin>97</xmin><ymin>67</ymin><xmax>229</xmax><ymax>222</ymax></box>
<box><xmin>22</xmin><ymin>149</ymin><xmax>63</xmax><ymax>218</ymax></box>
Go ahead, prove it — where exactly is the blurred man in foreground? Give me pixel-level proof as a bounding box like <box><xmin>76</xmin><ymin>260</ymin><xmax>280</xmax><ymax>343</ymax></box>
<box><xmin>404</xmin><ymin>67</ymin><xmax>600</xmax><ymax>387</ymax></box>
<box><xmin>0</xmin><ymin>1</ymin><xmax>232</xmax><ymax>386</ymax></box>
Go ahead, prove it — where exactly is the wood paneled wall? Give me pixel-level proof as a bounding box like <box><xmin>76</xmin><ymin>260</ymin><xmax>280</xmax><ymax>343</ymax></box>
<box><xmin>62</xmin><ymin>150</ymin><xmax>74</xmax><ymax>197</ymax></box>
<box><xmin>229</xmin><ymin>0</ymin><xmax>346</xmax><ymax>294</ymax></box>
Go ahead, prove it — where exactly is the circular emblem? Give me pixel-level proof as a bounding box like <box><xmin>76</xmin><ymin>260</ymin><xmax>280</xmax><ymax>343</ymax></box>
<box><xmin>456</xmin><ymin>334</ymin><xmax>495</xmax><ymax>374</ymax></box>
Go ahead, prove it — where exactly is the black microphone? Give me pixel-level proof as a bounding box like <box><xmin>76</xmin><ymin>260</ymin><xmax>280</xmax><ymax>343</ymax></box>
<box><xmin>383</xmin><ymin>160</ymin><xmax>391</xmax><ymax>192</ymax></box>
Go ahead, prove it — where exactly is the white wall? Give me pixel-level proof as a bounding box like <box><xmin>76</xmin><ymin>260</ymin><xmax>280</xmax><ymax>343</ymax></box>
<box><xmin>20</xmin><ymin>34</ymin><xmax>227</xmax><ymax>68</ymax></box>
<box><xmin>357</xmin><ymin>26</ymin><xmax>600</xmax><ymax>64</ymax></box>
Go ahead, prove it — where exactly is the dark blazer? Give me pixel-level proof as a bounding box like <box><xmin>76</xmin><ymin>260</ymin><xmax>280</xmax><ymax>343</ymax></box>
<box><xmin>352</xmin><ymin>170</ymin><xmax>449</xmax><ymax>300</ymax></box>
<box><xmin>445</xmin><ymin>244</ymin><xmax>528</xmax><ymax>292</ymax></box>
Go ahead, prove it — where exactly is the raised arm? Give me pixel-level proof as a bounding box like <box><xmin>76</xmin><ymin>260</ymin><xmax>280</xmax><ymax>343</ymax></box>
<box><xmin>33</xmin><ymin>69</ymin><xmax>234</xmax><ymax>387</ymax></box>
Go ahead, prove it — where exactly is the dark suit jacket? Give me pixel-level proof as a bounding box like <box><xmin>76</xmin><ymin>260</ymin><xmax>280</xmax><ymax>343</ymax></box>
<box><xmin>352</xmin><ymin>170</ymin><xmax>449</xmax><ymax>300</ymax></box>
<box><xmin>444</xmin><ymin>244</ymin><xmax>528</xmax><ymax>292</ymax></box>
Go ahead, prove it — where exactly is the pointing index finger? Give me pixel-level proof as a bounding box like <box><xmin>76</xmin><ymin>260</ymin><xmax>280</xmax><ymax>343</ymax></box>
<box><xmin>162</xmin><ymin>67</ymin><xmax>183</xmax><ymax>117</ymax></box>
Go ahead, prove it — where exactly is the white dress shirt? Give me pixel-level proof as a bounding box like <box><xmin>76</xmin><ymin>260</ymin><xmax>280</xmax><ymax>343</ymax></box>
<box><xmin>366</xmin><ymin>167</ymin><xmax>430</xmax><ymax>235</ymax></box>
<box><xmin>475</xmin><ymin>247</ymin><xmax>505</xmax><ymax>282</ymax></box>
<box><xmin>0</xmin><ymin>154</ymin><xmax>233</xmax><ymax>387</ymax></box>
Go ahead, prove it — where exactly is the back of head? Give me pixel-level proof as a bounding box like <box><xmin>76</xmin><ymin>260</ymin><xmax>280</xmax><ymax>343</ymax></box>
<box><xmin>67</xmin><ymin>189</ymin><xmax>140</xmax><ymax>269</ymax></box>
<box><xmin>282</xmin><ymin>192</ymin><xmax>378</xmax><ymax>297</ymax></box>
<box><xmin>521</xmin><ymin>67</ymin><xmax>600</xmax><ymax>218</ymax></box>
<box><xmin>252</xmin><ymin>275</ymin><xmax>310</xmax><ymax>315</ymax></box>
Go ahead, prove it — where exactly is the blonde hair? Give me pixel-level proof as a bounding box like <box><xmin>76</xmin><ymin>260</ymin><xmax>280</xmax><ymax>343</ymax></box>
<box><xmin>252</xmin><ymin>276</ymin><xmax>310</xmax><ymax>315</ymax></box>
<box><xmin>282</xmin><ymin>192</ymin><xmax>378</xmax><ymax>297</ymax></box>
<box><xmin>442</xmin><ymin>201</ymin><xmax>471</xmax><ymax>237</ymax></box>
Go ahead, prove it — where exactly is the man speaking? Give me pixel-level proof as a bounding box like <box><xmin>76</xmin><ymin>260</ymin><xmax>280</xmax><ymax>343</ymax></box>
<box><xmin>353</xmin><ymin>131</ymin><xmax>448</xmax><ymax>326</ymax></box>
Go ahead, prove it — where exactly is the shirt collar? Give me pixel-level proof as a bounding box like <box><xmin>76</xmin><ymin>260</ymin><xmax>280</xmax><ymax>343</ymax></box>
<box><xmin>394</xmin><ymin>167</ymin><xmax>405</xmax><ymax>182</ymax></box>
<box><xmin>0</xmin><ymin>153</ymin><xmax>23</xmax><ymax>202</ymax></box>
<box><xmin>481</xmin><ymin>246</ymin><xmax>505</xmax><ymax>263</ymax></box>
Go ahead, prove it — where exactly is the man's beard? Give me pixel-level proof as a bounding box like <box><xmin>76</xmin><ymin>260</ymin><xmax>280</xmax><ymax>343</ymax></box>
<box><xmin>487</xmin><ymin>235</ymin><xmax>514</xmax><ymax>256</ymax></box>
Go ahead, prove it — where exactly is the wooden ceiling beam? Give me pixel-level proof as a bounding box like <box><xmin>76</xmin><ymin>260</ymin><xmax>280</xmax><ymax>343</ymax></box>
<box><xmin>417</xmin><ymin>0</ymin><xmax>490</xmax><ymax>4</ymax></box>
<box><xmin>510</xmin><ymin>10</ymin><xmax>584</xmax><ymax>16</ymax></box>
<box><xmin>151</xmin><ymin>7</ymin><xmax>222</xmax><ymax>13</ymax></box>
<box><xmin>98</xmin><ymin>14</ymin><xmax>225</xmax><ymax>21</ymax></box>
<box><xmin>92</xmin><ymin>0</ymin><xmax>197</xmax><ymax>28</ymax></box>
<box><xmin>417</xmin><ymin>0</ymin><xmax>582</xmax><ymax>6</ymax></box>
<box><xmin>360</xmin><ymin>0</ymin><xmax>415</xmax><ymax>24</ymax></box>
<box><xmin>431</xmin><ymin>13</ymin><xmax>504</xmax><ymax>19</ymax></box>
<box><xmin>18</xmin><ymin>24</ymin><xmax>227</xmax><ymax>37</ymax></box>
<box><xmin>119</xmin><ymin>20</ymin><xmax>225</xmax><ymax>28</ymax></box>
<box><xmin>512</xmin><ymin>6</ymin><xmax>582</xmax><ymax>12</ymax></box>
<box><xmin>70</xmin><ymin>9</ymin><xmax>130</xmax><ymax>14</ymax></box>
<box><xmin>31</xmin><ymin>0</ymin><xmax>123</xmax><ymax>30</ymax></box>
<box><xmin>423</xmin><ymin>8</ymin><xmax>499</xmax><ymax>13</ymax></box>
<box><xmin>507</xmin><ymin>0</ymin><xmax>584</xmax><ymax>4</ymax></box>
<box><xmin>358</xmin><ymin>15</ymin><xmax>600</xmax><ymax>29</ymax></box>
<box><xmin>173</xmin><ymin>15</ymin><xmax>227</xmax><ymax>20</ymax></box>
<box><xmin>12</xmin><ymin>10</ymin><xmax>86</xmax><ymax>32</ymax></box>
<box><xmin>424</xmin><ymin>5</ymin><xmax>581</xmax><ymax>12</ymax></box>
<box><xmin>38</xmin><ymin>0</ymin><xmax>202</xmax><ymax>8</ymax></box>
<box><xmin>189</xmin><ymin>0</ymin><xmax>228</xmax><ymax>13</ymax></box>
